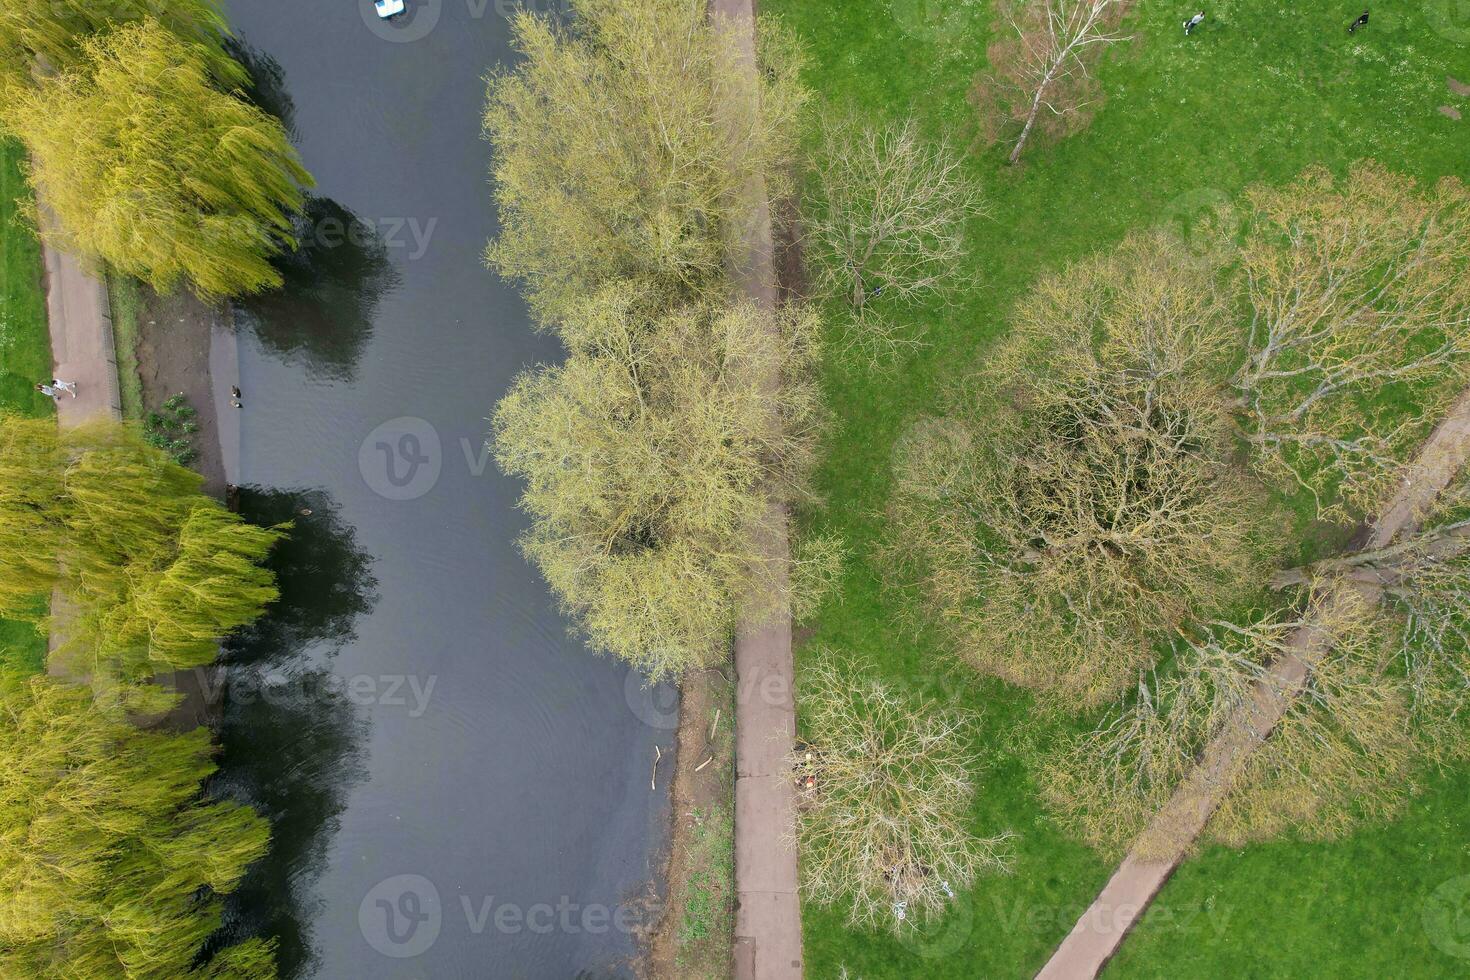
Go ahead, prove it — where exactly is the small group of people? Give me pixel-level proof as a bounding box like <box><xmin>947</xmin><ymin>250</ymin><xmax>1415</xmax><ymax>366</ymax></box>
<box><xmin>1182</xmin><ymin>9</ymin><xmax>1369</xmax><ymax>35</ymax></box>
<box><xmin>35</xmin><ymin>378</ymin><xmax>78</xmax><ymax>401</ymax></box>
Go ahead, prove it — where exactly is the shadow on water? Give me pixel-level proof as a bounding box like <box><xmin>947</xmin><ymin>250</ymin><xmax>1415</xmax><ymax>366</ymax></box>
<box><xmin>228</xmin><ymin>487</ymin><xmax>380</xmax><ymax>663</ymax></box>
<box><xmin>225</xmin><ymin>37</ymin><xmax>297</xmax><ymax>137</ymax></box>
<box><xmin>227</xmin><ymin>36</ymin><xmax>398</xmax><ymax>381</ymax></box>
<box><xmin>204</xmin><ymin>488</ymin><xmax>380</xmax><ymax>978</ymax></box>
<box><xmin>235</xmin><ymin>196</ymin><xmax>401</xmax><ymax>382</ymax></box>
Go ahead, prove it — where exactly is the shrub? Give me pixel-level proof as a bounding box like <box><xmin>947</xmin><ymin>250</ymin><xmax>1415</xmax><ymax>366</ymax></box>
<box><xmin>792</xmin><ymin>653</ymin><xmax>1010</xmax><ymax>933</ymax></box>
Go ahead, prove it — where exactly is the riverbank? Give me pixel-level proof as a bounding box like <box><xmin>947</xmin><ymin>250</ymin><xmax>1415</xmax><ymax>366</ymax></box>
<box><xmin>647</xmin><ymin>667</ymin><xmax>736</xmax><ymax>977</ymax></box>
<box><xmin>129</xmin><ymin>284</ymin><xmax>238</xmax><ymax>499</ymax></box>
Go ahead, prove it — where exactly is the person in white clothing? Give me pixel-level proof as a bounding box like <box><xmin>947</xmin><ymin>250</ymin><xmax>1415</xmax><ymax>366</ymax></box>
<box><xmin>34</xmin><ymin>383</ymin><xmax>61</xmax><ymax>401</ymax></box>
<box><xmin>51</xmin><ymin>378</ymin><xmax>78</xmax><ymax>397</ymax></box>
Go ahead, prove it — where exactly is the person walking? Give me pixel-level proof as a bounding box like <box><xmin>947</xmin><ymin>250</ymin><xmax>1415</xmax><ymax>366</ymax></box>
<box><xmin>1348</xmin><ymin>10</ymin><xmax>1369</xmax><ymax>32</ymax></box>
<box><xmin>50</xmin><ymin>378</ymin><xmax>78</xmax><ymax>397</ymax></box>
<box><xmin>34</xmin><ymin>382</ymin><xmax>61</xmax><ymax>402</ymax></box>
<box><xmin>1184</xmin><ymin>10</ymin><xmax>1205</xmax><ymax>34</ymax></box>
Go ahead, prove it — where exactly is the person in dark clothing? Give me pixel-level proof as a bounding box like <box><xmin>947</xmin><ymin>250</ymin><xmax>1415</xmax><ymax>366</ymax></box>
<box><xmin>1349</xmin><ymin>10</ymin><xmax>1369</xmax><ymax>32</ymax></box>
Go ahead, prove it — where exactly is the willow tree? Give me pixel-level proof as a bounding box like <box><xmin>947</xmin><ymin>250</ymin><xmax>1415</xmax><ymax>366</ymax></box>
<box><xmin>0</xmin><ymin>672</ymin><xmax>275</xmax><ymax>979</ymax></box>
<box><xmin>886</xmin><ymin>233</ymin><xmax>1277</xmax><ymax>707</ymax></box>
<box><xmin>493</xmin><ymin>291</ymin><xmax>822</xmax><ymax>679</ymax></box>
<box><xmin>0</xmin><ymin>0</ymin><xmax>237</xmax><ymax>96</ymax></box>
<box><xmin>0</xmin><ymin>416</ymin><xmax>282</xmax><ymax>682</ymax></box>
<box><xmin>792</xmin><ymin>654</ymin><xmax>1010</xmax><ymax>933</ymax></box>
<box><xmin>483</xmin><ymin>0</ymin><xmax>806</xmax><ymax>327</ymax></box>
<box><xmin>4</xmin><ymin>21</ymin><xmax>312</xmax><ymax>299</ymax></box>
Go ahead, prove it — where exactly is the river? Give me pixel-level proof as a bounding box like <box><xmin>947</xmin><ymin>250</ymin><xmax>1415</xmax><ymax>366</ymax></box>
<box><xmin>210</xmin><ymin>2</ymin><xmax>675</xmax><ymax>977</ymax></box>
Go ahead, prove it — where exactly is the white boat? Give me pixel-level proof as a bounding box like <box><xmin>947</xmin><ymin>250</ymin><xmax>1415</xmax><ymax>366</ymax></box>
<box><xmin>374</xmin><ymin>0</ymin><xmax>406</xmax><ymax>18</ymax></box>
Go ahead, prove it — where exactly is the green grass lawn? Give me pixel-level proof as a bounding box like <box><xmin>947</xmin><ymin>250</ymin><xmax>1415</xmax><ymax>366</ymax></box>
<box><xmin>0</xmin><ymin>138</ymin><xmax>53</xmax><ymax>676</ymax></box>
<box><xmin>762</xmin><ymin>0</ymin><xmax>1470</xmax><ymax>975</ymax></box>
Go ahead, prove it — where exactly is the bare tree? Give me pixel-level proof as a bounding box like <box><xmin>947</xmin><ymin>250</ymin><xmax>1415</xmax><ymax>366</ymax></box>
<box><xmin>1232</xmin><ymin>163</ymin><xmax>1470</xmax><ymax>519</ymax></box>
<box><xmin>1047</xmin><ymin>461</ymin><xmax>1470</xmax><ymax>857</ymax></box>
<box><xmin>1040</xmin><ymin>582</ymin><xmax>1418</xmax><ymax>856</ymax></box>
<box><xmin>791</xmin><ymin>654</ymin><xmax>1011</xmax><ymax>933</ymax></box>
<box><xmin>804</xmin><ymin>115</ymin><xmax>985</xmax><ymax>363</ymax></box>
<box><xmin>885</xmin><ymin>233</ymin><xmax>1276</xmax><ymax>708</ymax></box>
<box><xmin>970</xmin><ymin>0</ymin><xmax>1133</xmax><ymax>165</ymax></box>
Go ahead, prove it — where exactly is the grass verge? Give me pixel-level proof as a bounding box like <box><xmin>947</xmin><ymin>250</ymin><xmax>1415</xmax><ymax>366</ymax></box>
<box><xmin>649</xmin><ymin>668</ymin><xmax>736</xmax><ymax>978</ymax></box>
<box><xmin>0</xmin><ymin>138</ymin><xmax>52</xmax><ymax>677</ymax></box>
<box><xmin>107</xmin><ymin>272</ymin><xmax>145</xmax><ymax>420</ymax></box>
<box><xmin>762</xmin><ymin>0</ymin><xmax>1470</xmax><ymax>976</ymax></box>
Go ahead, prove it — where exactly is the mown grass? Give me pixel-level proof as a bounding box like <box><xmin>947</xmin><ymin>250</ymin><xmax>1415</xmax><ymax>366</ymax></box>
<box><xmin>679</xmin><ymin>805</ymin><xmax>734</xmax><ymax>947</ymax></box>
<box><xmin>763</xmin><ymin>0</ymin><xmax>1470</xmax><ymax>975</ymax></box>
<box><xmin>0</xmin><ymin>138</ymin><xmax>52</xmax><ymax>677</ymax></box>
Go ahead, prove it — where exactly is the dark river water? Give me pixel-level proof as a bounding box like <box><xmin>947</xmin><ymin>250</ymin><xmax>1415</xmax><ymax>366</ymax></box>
<box><xmin>210</xmin><ymin>3</ymin><xmax>674</xmax><ymax>977</ymax></box>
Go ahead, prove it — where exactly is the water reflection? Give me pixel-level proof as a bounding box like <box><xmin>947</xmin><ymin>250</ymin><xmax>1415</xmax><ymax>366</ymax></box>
<box><xmin>205</xmin><ymin>488</ymin><xmax>378</xmax><ymax>978</ymax></box>
<box><xmin>228</xmin><ymin>487</ymin><xmax>379</xmax><ymax>660</ymax></box>
<box><xmin>236</xmin><ymin>196</ymin><xmax>400</xmax><ymax>381</ymax></box>
<box><xmin>226</xmin><ymin>37</ymin><xmax>297</xmax><ymax>137</ymax></box>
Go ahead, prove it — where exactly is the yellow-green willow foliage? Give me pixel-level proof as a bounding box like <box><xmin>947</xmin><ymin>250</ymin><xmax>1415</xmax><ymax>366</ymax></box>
<box><xmin>0</xmin><ymin>0</ymin><xmax>238</xmax><ymax>96</ymax></box>
<box><xmin>0</xmin><ymin>416</ymin><xmax>282</xmax><ymax>682</ymax></box>
<box><xmin>493</xmin><ymin>292</ymin><xmax>823</xmax><ymax>679</ymax></box>
<box><xmin>4</xmin><ymin>20</ymin><xmax>311</xmax><ymax>299</ymax></box>
<box><xmin>0</xmin><ymin>672</ymin><xmax>276</xmax><ymax>979</ymax></box>
<box><xmin>483</xmin><ymin>0</ymin><xmax>806</xmax><ymax>325</ymax></box>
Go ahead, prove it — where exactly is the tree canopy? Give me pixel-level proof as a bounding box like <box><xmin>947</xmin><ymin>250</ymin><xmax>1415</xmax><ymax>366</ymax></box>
<box><xmin>887</xmin><ymin>232</ymin><xmax>1277</xmax><ymax>707</ymax></box>
<box><xmin>0</xmin><ymin>0</ymin><xmax>238</xmax><ymax>97</ymax></box>
<box><xmin>483</xmin><ymin>0</ymin><xmax>805</xmax><ymax>326</ymax></box>
<box><xmin>0</xmin><ymin>672</ymin><xmax>276</xmax><ymax>979</ymax></box>
<box><xmin>0</xmin><ymin>416</ymin><xmax>282</xmax><ymax>684</ymax></box>
<box><xmin>792</xmin><ymin>654</ymin><xmax>1010</xmax><ymax>933</ymax></box>
<box><xmin>4</xmin><ymin>20</ymin><xmax>311</xmax><ymax>299</ymax></box>
<box><xmin>494</xmin><ymin>291</ymin><xmax>821</xmax><ymax>679</ymax></box>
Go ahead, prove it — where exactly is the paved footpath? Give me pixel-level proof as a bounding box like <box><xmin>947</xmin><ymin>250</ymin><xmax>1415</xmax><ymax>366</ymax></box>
<box><xmin>710</xmin><ymin>1</ymin><xmax>803</xmax><ymax>977</ymax></box>
<box><xmin>42</xmin><ymin>227</ymin><xmax>121</xmax><ymax>427</ymax></box>
<box><xmin>41</xmin><ymin>224</ymin><xmax>121</xmax><ymax>676</ymax></box>
<box><xmin>1037</xmin><ymin>385</ymin><xmax>1470</xmax><ymax>980</ymax></box>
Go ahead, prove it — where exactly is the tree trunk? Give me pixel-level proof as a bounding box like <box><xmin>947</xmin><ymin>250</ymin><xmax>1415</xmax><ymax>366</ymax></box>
<box><xmin>1010</xmin><ymin>63</ymin><xmax>1058</xmax><ymax>165</ymax></box>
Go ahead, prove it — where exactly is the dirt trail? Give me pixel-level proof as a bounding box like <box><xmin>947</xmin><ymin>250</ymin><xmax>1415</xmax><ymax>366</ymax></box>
<box><xmin>1037</xmin><ymin>385</ymin><xmax>1470</xmax><ymax>980</ymax></box>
